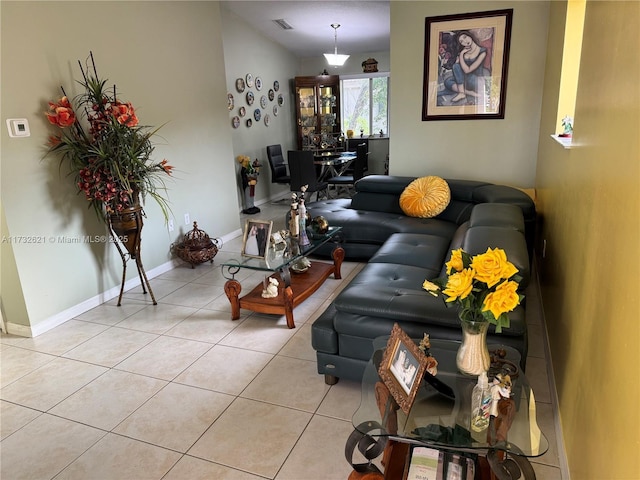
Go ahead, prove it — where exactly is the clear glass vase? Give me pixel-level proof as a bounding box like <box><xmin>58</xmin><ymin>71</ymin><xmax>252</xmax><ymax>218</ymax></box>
<box><xmin>456</xmin><ymin>317</ymin><xmax>491</xmax><ymax>375</ymax></box>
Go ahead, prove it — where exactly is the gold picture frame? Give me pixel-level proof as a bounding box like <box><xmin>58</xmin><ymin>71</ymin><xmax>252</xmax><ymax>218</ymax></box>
<box><xmin>241</xmin><ymin>219</ymin><xmax>272</xmax><ymax>259</ymax></box>
<box><xmin>378</xmin><ymin>323</ymin><xmax>430</xmax><ymax>414</ymax></box>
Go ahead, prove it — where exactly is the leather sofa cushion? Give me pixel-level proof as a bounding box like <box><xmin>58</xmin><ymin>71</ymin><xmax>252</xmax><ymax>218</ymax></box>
<box><xmin>470</xmin><ymin>203</ymin><xmax>525</xmax><ymax>232</ymax></box>
<box><xmin>369</xmin><ymin>233</ymin><xmax>451</xmax><ymax>274</ymax></box>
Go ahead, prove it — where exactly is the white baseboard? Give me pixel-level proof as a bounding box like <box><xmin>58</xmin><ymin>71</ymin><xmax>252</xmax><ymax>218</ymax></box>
<box><xmin>6</xmin><ymin>258</ymin><xmax>180</xmax><ymax>338</ymax></box>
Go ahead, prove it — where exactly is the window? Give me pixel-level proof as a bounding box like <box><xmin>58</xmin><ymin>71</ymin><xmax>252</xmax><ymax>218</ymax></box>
<box><xmin>341</xmin><ymin>74</ymin><xmax>389</xmax><ymax>137</ymax></box>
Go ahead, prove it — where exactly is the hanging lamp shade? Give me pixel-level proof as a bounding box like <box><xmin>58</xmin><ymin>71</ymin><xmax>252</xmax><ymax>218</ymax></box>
<box><xmin>324</xmin><ymin>24</ymin><xmax>349</xmax><ymax>66</ymax></box>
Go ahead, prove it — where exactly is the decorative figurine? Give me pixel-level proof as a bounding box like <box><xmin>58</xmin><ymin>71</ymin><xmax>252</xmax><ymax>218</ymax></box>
<box><xmin>298</xmin><ymin>185</ymin><xmax>311</xmax><ymax>246</ymax></box>
<box><xmin>261</xmin><ymin>277</ymin><xmax>279</xmax><ymax>298</ymax></box>
<box><xmin>487</xmin><ymin>373</ymin><xmax>516</xmax><ymax>445</ymax></box>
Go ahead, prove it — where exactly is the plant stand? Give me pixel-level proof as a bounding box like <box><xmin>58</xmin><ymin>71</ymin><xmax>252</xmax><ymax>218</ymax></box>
<box><xmin>109</xmin><ymin>207</ymin><xmax>157</xmax><ymax>307</ymax></box>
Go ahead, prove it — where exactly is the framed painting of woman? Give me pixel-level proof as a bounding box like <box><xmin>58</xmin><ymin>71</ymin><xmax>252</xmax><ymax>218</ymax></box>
<box><xmin>422</xmin><ymin>9</ymin><xmax>513</xmax><ymax>120</ymax></box>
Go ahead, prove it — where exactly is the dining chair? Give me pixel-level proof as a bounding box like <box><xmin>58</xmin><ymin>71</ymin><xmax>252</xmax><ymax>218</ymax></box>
<box><xmin>287</xmin><ymin>150</ymin><xmax>328</xmax><ymax>201</ymax></box>
<box><xmin>266</xmin><ymin>144</ymin><xmax>290</xmax><ymax>186</ymax></box>
<box><xmin>325</xmin><ymin>143</ymin><xmax>368</xmax><ymax>198</ymax></box>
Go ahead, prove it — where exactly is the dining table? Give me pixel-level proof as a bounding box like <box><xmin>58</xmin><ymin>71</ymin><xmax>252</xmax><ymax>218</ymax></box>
<box><xmin>313</xmin><ymin>151</ymin><xmax>356</xmax><ymax>181</ymax></box>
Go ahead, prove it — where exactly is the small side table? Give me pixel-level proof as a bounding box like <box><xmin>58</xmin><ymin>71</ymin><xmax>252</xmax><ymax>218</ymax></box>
<box><xmin>350</xmin><ymin>338</ymin><xmax>548</xmax><ymax>479</ymax></box>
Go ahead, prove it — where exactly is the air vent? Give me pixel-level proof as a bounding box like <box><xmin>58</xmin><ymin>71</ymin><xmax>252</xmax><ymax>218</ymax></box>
<box><xmin>273</xmin><ymin>19</ymin><xmax>293</xmax><ymax>30</ymax></box>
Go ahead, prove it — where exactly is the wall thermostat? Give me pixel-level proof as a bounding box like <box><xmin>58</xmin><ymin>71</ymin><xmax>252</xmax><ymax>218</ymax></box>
<box><xmin>6</xmin><ymin>118</ymin><xmax>30</xmax><ymax>138</ymax></box>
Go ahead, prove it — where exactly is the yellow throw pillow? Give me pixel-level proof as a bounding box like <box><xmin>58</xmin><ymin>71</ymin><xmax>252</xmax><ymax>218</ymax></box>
<box><xmin>399</xmin><ymin>176</ymin><xmax>451</xmax><ymax>218</ymax></box>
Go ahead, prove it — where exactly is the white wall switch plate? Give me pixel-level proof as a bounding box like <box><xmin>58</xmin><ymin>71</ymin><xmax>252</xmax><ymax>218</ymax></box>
<box><xmin>6</xmin><ymin>118</ymin><xmax>30</xmax><ymax>138</ymax></box>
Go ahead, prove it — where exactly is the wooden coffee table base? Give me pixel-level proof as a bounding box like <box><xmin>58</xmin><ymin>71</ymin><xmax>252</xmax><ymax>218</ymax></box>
<box><xmin>224</xmin><ymin>247</ymin><xmax>344</xmax><ymax>328</ymax></box>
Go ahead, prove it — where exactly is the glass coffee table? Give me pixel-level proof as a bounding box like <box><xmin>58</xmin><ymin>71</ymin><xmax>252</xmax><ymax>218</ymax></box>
<box><xmin>350</xmin><ymin>337</ymin><xmax>548</xmax><ymax>478</ymax></box>
<box><xmin>221</xmin><ymin>226</ymin><xmax>344</xmax><ymax>328</ymax></box>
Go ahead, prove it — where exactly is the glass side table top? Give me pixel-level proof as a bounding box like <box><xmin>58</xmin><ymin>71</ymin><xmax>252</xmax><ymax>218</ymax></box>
<box><xmin>353</xmin><ymin>337</ymin><xmax>549</xmax><ymax>457</ymax></box>
<box><xmin>221</xmin><ymin>226</ymin><xmax>342</xmax><ymax>274</ymax></box>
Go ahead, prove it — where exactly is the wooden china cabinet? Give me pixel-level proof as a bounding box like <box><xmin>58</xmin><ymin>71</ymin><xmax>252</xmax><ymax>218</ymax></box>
<box><xmin>294</xmin><ymin>75</ymin><xmax>344</xmax><ymax>153</ymax></box>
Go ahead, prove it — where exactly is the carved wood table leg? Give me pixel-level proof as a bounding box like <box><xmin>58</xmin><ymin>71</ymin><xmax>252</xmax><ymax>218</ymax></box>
<box><xmin>283</xmin><ymin>285</ymin><xmax>295</xmax><ymax>329</ymax></box>
<box><xmin>332</xmin><ymin>245</ymin><xmax>345</xmax><ymax>279</ymax></box>
<box><xmin>224</xmin><ymin>279</ymin><xmax>242</xmax><ymax>320</ymax></box>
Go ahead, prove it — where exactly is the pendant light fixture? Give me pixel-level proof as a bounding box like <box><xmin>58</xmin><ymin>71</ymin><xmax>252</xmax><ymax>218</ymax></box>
<box><xmin>323</xmin><ymin>23</ymin><xmax>349</xmax><ymax>67</ymax></box>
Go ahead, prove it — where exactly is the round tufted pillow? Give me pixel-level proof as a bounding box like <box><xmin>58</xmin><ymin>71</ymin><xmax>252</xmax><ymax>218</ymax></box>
<box><xmin>399</xmin><ymin>176</ymin><xmax>451</xmax><ymax>218</ymax></box>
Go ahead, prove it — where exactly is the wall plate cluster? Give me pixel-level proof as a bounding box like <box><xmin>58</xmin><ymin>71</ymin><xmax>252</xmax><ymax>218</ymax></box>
<box><xmin>6</xmin><ymin>118</ymin><xmax>30</xmax><ymax>138</ymax></box>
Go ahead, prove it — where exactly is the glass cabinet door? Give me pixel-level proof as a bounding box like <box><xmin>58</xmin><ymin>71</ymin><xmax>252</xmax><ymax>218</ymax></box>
<box><xmin>295</xmin><ymin>76</ymin><xmax>341</xmax><ymax>152</ymax></box>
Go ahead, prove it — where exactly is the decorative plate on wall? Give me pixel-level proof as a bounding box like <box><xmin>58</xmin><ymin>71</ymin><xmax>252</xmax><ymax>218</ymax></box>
<box><xmin>273</xmin><ymin>80</ymin><xmax>280</xmax><ymax>91</ymax></box>
<box><xmin>246</xmin><ymin>118</ymin><xmax>252</xmax><ymax>128</ymax></box>
<box><xmin>253</xmin><ymin>108</ymin><xmax>261</xmax><ymax>121</ymax></box>
<box><xmin>239</xmin><ymin>106</ymin><xmax>246</xmax><ymax>117</ymax></box>
<box><xmin>232</xmin><ymin>116</ymin><xmax>240</xmax><ymax>129</ymax></box>
<box><xmin>246</xmin><ymin>91</ymin><xmax>254</xmax><ymax>105</ymax></box>
<box><xmin>264</xmin><ymin>114</ymin><xmax>271</xmax><ymax>126</ymax></box>
<box><xmin>273</xmin><ymin>105</ymin><xmax>279</xmax><ymax>116</ymax></box>
<box><xmin>235</xmin><ymin>78</ymin><xmax>245</xmax><ymax>93</ymax></box>
<box><xmin>260</xmin><ymin>95</ymin><xmax>268</xmax><ymax>109</ymax></box>
<box><xmin>277</xmin><ymin>94</ymin><xmax>284</xmax><ymax>106</ymax></box>
<box><xmin>255</xmin><ymin>77</ymin><xmax>263</xmax><ymax>91</ymax></box>
<box><xmin>227</xmin><ymin>93</ymin><xmax>234</xmax><ymax>110</ymax></box>
<box><xmin>245</xmin><ymin>73</ymin><xmax>254</xmax><ymax>88</ymax></box>
<box><xmin>268</xmin><ymin>89</ymin><xmax>275</xmax><ymax>102</ymax></box>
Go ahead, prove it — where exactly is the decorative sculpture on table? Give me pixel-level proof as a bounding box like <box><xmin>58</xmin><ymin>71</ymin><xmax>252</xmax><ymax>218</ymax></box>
<box><xmin>237</xmin><ymin>155</ymin><xmax>261</xmax><ymax>214</ymax></box>
<box><xmin>487</xmin><ymin>372</ymin><xmax>515</xmax><ymax>445</ymax></box>
<box><xmin>298</xmin><ymin>185</ymin><xmax>311</xmax><ymax>246</ymax></box>
<box><xmin>261</xmin><ymin>277</ymin><xmax>279</xmax><ymax>298</ymax></box>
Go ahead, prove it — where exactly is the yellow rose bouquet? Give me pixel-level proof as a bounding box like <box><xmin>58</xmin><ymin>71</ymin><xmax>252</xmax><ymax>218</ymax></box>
<box><xmin>422</xmin><ymin>247</ymin><xmax>524</xmax><ymax>333</ymax></box>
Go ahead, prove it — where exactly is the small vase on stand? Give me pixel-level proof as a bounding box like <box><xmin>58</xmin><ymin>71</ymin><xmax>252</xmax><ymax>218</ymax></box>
<box><xmin>456</xmin><ymin>316</ymin><xmax>491</xmax><ymax>375</ymax></box>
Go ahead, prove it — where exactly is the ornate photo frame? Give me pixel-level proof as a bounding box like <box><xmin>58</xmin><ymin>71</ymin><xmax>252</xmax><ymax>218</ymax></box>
<box><xmin>241</xmin><ymin>219</ymin><xmax>272</xmax><ymax>260</ymax></box>
<box><xmin>422</xmin><ymin>9</ymin><xmax>513</xmax><ymax>121</ymax></box>
<box><xmin>378</xmin><ymin>323</ymin><xmax>430</xmax><ymax>414</ymax></box>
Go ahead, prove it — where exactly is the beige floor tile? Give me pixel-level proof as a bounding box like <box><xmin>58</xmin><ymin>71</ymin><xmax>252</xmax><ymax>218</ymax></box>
<box><xmin>74</xmin><ymin>301</ymin><xmax>146</xmax><ymax>326</ymax></box>
<box><xmin>164</xmin><ymin>455</ymin><xmax>264</xmax><ymax>480</ymax></box>
<box><xmin>279</xmin><ymin>323</ymin><xmax>316</xmax><ymax>361</ymax></box>
<box><xmin>0</xmin><ymin>400</ymin><xmax>41</xmax><ymax>440</ymax></box>
<box><xmin>531</xmin><ymin>461</ymin><xmax>563</xmax><ymax>480</ymax></box>
<box><xmin>218</xmin><ymin>315</ymin><xmax>297</xmax><ymax>354</ymax></box>
<box><xmin>157</xmin><ymin>264</ymin><xmax>212</xmax><ymax>282</ymax></box>
<box><xmin>0</xmin><ymin>413</ymin><xmax>105</xmax><ymax>480</ymax></box>
<box><xmin>527</xmin><ymin>322</ymin><xmax>546</xmax><ymax>359</ymax></box>
<box><xmin>201</xmin><ymin>291</ymin><xmax>237</xmax><ymax>313</ymax></box>
<box><xmin>531</xmin><ymin>401</ymin><xmax>560</xmax><ymax>468</ymax></box>
<box><xmin>525</xmin><ymin>356</ymin><xmax>552</xmax><ymax>404</ymax></box>
<box><xmin>115</xmin><ymin>303</ymin><xmax>199</xmax><ymax>334</ymax></box>
<box><xmin>0</xmin><ymin>357</ymin><xmax>107</xmax><ymax>411</ymax></box>
<box><xmin>159</xmin><ymin>282</ymin><xmax>221</xmax><ymax>308</ymax></box>
<box><xmin>174</xmin><ymin>344</ymin><xmax>272</xmax><ymax>395</ymax></box>
<box><xmin>317</xmin><ymin>378</ymin><xmax>362</xmax><ymax>421</ymax></box>
<box><xmin>0</xmin><ymin>332</ymin><xmax>28</xmax><ymax>347</ymax></box>
<box><xmin>50</xmin><ymin>369</ymin><xmax>167</xmax><ymax>430</ymax></box>
<box><xmin>188</xmin><ymin>397</ymin><xmax>311</xmax><ymax>478</ymax></box>
<box><xmin>115</xmin><ymin>335</ymin><xmax>212</xmax><ymax>380</ymax></box>
<box><xmin>114</xmin><ymin>382</ymin><xmax>233</xmax><ymax>452</ymax></box>
<box><xmin>16</xmin><ymin>319</ymin><xmax>108</xmax><ymax>356</ymax></box>
<box><xmin>122</xmin><ymin>278</ymin><xmax>187</xmax><ymax>301</ymax></box>
<box><xmin>56</xmin><ymin>432</ymin><xmax>181</xmax><ymax>480</ymax></box>
<box><xmin>165</xmin><ymin>308</ymin><xmax>245</xmax><ymax>344</ymax></box>
<box><xmin>241</xmin><ymin>356</ymin><xmax>330</xmax><ymax>412</ymax></box>
<box><xmin>62</xmin><ymin>326</ymin><xmax>157</xmax><ymax>367</ymax></box>
<box><xmin>0</xmin><ymin>345</ymin><xmax>57</xmax><ymax>387</ymax></box>
<box><xmin>275</xmin><ymin>415</ymin><xmax>356</xmax><ymax>480</ymax></box>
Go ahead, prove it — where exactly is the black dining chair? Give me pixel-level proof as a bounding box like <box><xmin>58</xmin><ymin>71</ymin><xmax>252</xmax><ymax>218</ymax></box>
<box><xmin>325</xmin><ymin>143</ymin><xmax>368</xmax><ymax>197</ymax></box>
<box><xmin>266</xmin><ymin>145</ymin><xmax>290</xmax><ymax>187</ymax></box>
<box><xmin>287</xmin><ymin>150</ymin><xmax>328</xmax><ymax>201</ymax></box>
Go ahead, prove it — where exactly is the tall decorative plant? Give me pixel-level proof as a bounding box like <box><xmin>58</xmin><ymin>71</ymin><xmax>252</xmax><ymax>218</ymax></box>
<box><xmin>44</xmin><ymin>52</ymin><xmax>173</xmax><ymax>222</ymax></box>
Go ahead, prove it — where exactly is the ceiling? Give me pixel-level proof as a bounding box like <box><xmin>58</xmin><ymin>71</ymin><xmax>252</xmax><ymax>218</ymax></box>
<box><xmin>220</xmin><ymin>1</ymin><xmax>390</xmax><ymax>58</ymax></box>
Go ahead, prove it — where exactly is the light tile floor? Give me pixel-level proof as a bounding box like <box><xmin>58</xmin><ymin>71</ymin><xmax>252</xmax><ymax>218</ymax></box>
<box><xmin>0</xmin><ymin>201</ymin><xmax>565</xmax><ymax>479</ymax></box>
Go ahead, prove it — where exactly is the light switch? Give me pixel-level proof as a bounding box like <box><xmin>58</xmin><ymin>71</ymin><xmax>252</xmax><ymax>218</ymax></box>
<box><xmin>6</xmin><ymin>118</ymin><xmax>30</xmax><ymax>138</ymax></box>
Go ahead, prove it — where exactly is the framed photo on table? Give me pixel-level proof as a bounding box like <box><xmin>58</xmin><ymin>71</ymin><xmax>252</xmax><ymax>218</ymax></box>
<box><xmin>422</xmin><ymin>9</ymin><xmax>513</xmax><ymax>121</ymax></box>
<box><xmin>378</xmin><ymin>323</ymin><xmax>430</xmax><ymax>414</ymax></box>
<box><xmin>241</xmin><ymin>219</ymin><xmax>272</xmax><ymax>260</ymax></box>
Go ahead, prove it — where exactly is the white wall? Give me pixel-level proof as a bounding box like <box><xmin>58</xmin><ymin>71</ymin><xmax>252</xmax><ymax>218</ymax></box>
<box><xmin>1</xmin><ymin>1</ymin><xmax>238</xmax><ymax>333</ymax></box>
<box><xmin>220</xmin><ymin>6</ymin><xmax>300</xmax><ymax>209</ymax></box>
<box><xmin>389</xmin><ymin>1</ymin><xmax>550</xmax><ymax>188</ymax></box>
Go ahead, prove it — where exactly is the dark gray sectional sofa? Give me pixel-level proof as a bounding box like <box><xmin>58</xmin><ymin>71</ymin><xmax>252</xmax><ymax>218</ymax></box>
<box><xmin>307</xmin><ymin>175</ymin><xmax>536</xmax><ymax>385</ymax></box>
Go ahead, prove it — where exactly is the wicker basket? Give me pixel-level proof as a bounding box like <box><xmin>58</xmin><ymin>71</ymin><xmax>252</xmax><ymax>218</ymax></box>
<box><xmin>172</xmin><ymin>221</ymin><xmax>222</xmax><ymax>268</ymax></box>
